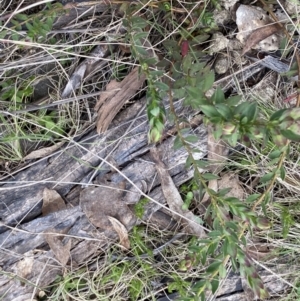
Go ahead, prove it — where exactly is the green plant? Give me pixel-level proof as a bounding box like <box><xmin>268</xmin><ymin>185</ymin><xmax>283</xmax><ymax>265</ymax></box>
<box><xmin>134</xmin><ymin>197</ymin><xmax>149</xmax><ymax>219</ymax></box>
<box><xmin>0</xmin><ymin>2</ymin><xmax>62</xmax><ymax>42</ymax></box>
<box><xmin>3</xmin><ymin>0</ymin><xmax>300</xmax><ymax>300</ymax></box>
<box><xmin>124</xmin><ymin>4</ymin><xmax>300</xmax><ymax>299</ymax></box>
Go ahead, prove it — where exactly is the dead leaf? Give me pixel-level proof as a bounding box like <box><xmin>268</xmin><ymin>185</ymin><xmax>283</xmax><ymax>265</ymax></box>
<box><xmin>218</xmin><ymin>172</ymin><xmax>244</xmax><ymax>200</ymax></box>
<box><xmin>108</xmin><ymin>216</ymin><xmax>130</xmax><ymax>249</ymax></box>
<box><xmin>207</xmin><ymin>125</ymin><xmax>228</xmax><ymax>174</ymax></box>
<box><xmin>95</xmin><ymin>67</ymin><xmax>146</xmax><ymax>133</ymax></box>
<box><xmin>242</xmin><ymin>23</ymin><xmax>281</xmax><ymax>55</ymax></box>
<box><xmin>42</xmin><ymin>188</ymin><xmax>66</xmax><ymax>216</ymax></box>
<box><xmin>23</xmin><ymin>141</ymin><xmax>65</xmax><ymax>160</ymax></box>
<box><xmin>200</xmin><ymin>125</ymin><xmax>229</xmax><ymax>205</ymax></box>
<box><xmin>79</xmin><ymin>182</ymin><xmax>137</xmax><ymax>233</ymax></box>
<box><xmin>200</xmin><ymin>179</ymin><xmax>218</xmax><ymax>206</ymax></box>
<box><xmin>15</xmin><ymin>251</ymin><xmax>34</xmax><ymax>279</ymax></box>
<box><xmin>95</xmin><ymin>35</ymin><xmax>158</xmax><ymax>133</ymax></box>
<box><xmin>151</xmin><ymin>147</ymin><xmax>206</xmax><ymax>238</ymax></box>
<box><xmin>44</xmin><ymin>229</ymin><xmax>71</xmax><ymax>266</ymax></box>
<box><xmin>95</xmin><ymin>79</ymin><xmax>122</xmax><ymax>112</ymax></box>
<box><xmin>246</xmin><ymin>244</ymin><xmax>274</xmax><ymax>261</ymax></box>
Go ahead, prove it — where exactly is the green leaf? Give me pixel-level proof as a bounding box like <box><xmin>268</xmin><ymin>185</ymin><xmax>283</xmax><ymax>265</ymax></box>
<box><xmin>11</xmin><ymin>33</ymin><xmax>21</xmax><ymax>41</ymax></box>
<box><xmin>15</xmin><ymin>13</ymin><xmax>28</xmax><ymax>21</ymax></box>
<box><xmin>226</xmin><ymin>95</ymin><xmax>241</xmax><ymax>106</ymax></box>
<box><xmin>280</xmin><ymin>166</ymin><xmax>286</xmax><ymax>180</ymax></box>
<box><xmin>202</xmin><ymin>173</ymin><xmax>219</xmax><ymax>180</ymax></box>
<box><xmin>211</xmin><ymin>278</ymin><xmax>219</xmax><ymax>294</ymax></box>
<box><xmin>207</xmin><ymin>241</ymin><xmax>218</xmax><ymax>255</ymax></box>
<box><xmin>42</xmin><ymin>23</ymin><xmax>51</xmax><ymax>32</ymax></box>
<box><xmin>207</xmin><ymin>230</ymin><xmax>222</xmax><ymax>237</ymax></box>
<box><xmin>185</xmin><ymin>135</ymin><xmax>198</xmax><ymax>143</ymax></box>
<box><xmin>0</xmin><ymin>29</ymin><xmax>8</xmax><ymax>39</ymax></box>
<box><xmin>185</xmin><ymin>154</ymin><xmax>193</xmax><ymax>168</ymax></box>
<box><xmin>241</xmin><ymin>235</ymin><xmax>247</xmax><ymax>246</ymax></box>
<box><xmin>268</xmin><ymin>149</ymin><xmax>281</xmax><ymax>159</ymax></box>
<box><xmin>26</xmin><ymin>22</ymin><xmax>34</xmax><ymax>32</ymax></box>
<box><xmin>192</xmin><ymin>34</ymin><xmax>210</xmax><ymax>43</ymax></box>
<box><xmin>226</xmin><ymin>240</ymin><xmax>237</xmax><ymax>257</ymax></box>
<box><xmin>163</xmin><ymin>39</ymin><xmax>179</xmax><ymax>50</ymax></box>
<box><xmin>182</xmin><ymin>54</ymin><xmax>193</xmax><ymax>74</ymax></box>
<box><xmin>46</xmin><ymin>17</ymin><xmax>54</xmax><ymax>28</ymax></box>
<box><xmin>245</xmin><ymin>194</ymin><xmax>261</xmax><ymax>203</ymax></box>
<box><xmin>234</xmin><ymin>102</ymin><xmax>253</xmax><ymax>120</ymax></box>
<box><xmin>206</xmin><ymin>261</ymin><xmax>222</xmax><ymax>274</ymax></box>
<box><xmin>173</xmin><ymin>135</ymin><xmax>183</xmax><ymax>150</ymax></box>
<box><xmin>200</xmin><ymin>105</ymin><xmax>221</xmax><ymax>118</ymax></box>
<box><xmin>149</xmin><ymin>70</ymin><xmax>164</xmax><ymax>77</ymax></box>
<box><xmin>219</xmin><ymin>264</ymin><xmax>226</xmax><ymax>278</ymax></box>
<box><xmin>216</xmin><ymin>187</ymin><xmax>231</xmax><ymax>197</ymax></box>
<box><xmin>213</xmin><ymin>217</ymin><xmax>221</xmax><ymax>230</ymax></box>
<box><xmin>229</xmin><ymin>205</ymin><xmax>238</xmax><ymax>216</ymax></box>
<box><xmin>244</xmin><ymin>102</ymin><xmax>258</xmax><ymax>123</ymax></box>
<box><xmin>149</xmin><ymin>127</ymin><xmax>161</xmax><ymax>142</ymax></box>
<box><xmin>133</xmin><ymin>32</ymin><xmax>149</xmax><ymax>40</ymax></box>
<box><xmin>202</xmin><ymin>71</ymin><xmax>215</xmax><ymax>91</ymax></box>
<box><xmin>213</xmin><ymin>125</ymin><xmax>223</xmax><ymax>140</ymax></box>
<box><xmin>211</xmin><ymin>87</ymin><xmax>225</xmax><ymax>104</ymax></box>
<box><xmin>11</xmin><ymin>19</ymin><xmax>22</xmax><ymax>30</ymax></box>
<box><xmin>226</xmin><ymin>131</ymin><xmax>238</xmax><ymax>146</ymax></box>
<box><xmin>150</xmin><ymin>107</ymin><xmax>160</xmax><ymax>117</ymax></box>
<box><xmin>189</xmin><ymin>62</ymin><xmax>205</xmax><ymax>74</ymax></box>
<box><xmin>192</xmin><ymin>279</ymin><xmax>207</xmax><ymax>292</ymax></box>
<box><xmin>135</xmin><ymin>46</ymin><xmax>149</xmax><ymax>56</ymax></box>
<box><xmin>131</xmin><ymin>16</ymin><xmax>148</xmax><ymax>29</ymax></box>
<box><xmin>186</xmin><ymin>86</ymin><xmax>201</xmax><ymax>98</ymax></box>
<box><xmin>225</xmin><ymin>221</ymin><xmax>239</xmax><ymax>231</ymax></box>
<box><xmin>200</xmin><ymin>250</ymin><xmax>207</xmax><ymax>265</ymax></box>
<box><xmin>270</xmin><ymin>108</ymin><xmax>288</xmax><ymax>121</ymax></box>
<box><xmin>195</xmin><ymin>160</ymin><xmax>209</xmax><ymax>168</ymax></box>
<box><xmin>280</xmin><ymin>129</ymin><xmax>300</xmax><ymax>142</ymax></box>
<box><xmin>200</xmin><ymin>291</ymin><xmax>205</xmax><ymax>301</ymax></box>
<box><xmin>154</xmin><ymin>81</ymin><xmax>169</xmax><ymax>91</ymax></box>
<box><xmin>260</xmin><ymin>172</ymin><xmax>275</xmax><ymax>184</ymax></box>
<box><xmin>215</xmin><ymin>104</ymin><xmax>233</xmax><ymax>120</ymax></box>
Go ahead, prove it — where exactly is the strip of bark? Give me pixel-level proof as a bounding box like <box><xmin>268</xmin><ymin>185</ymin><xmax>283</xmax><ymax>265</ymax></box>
<box><xmin>242</xmin><ymin>23</ymin><xmax>281</xmax><ymax>55</ymax></box>
<box><xmin>150</xmin><ymin>147</ymin><xmax>206</xmax><ymax>238</ymax></box>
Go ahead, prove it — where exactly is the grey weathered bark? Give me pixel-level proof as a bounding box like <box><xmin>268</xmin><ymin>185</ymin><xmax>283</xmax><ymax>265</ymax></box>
<box><xmin>0</xmin><ymin>97</ymin><xmax>209</xmax><ymax>300</ymax></box>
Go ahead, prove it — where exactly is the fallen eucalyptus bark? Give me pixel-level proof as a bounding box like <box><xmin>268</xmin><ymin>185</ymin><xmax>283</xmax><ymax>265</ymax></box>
<box><xmin>0</xmin><ymin>97</ymin><xmax>207</xmax><ymax>300</ymax></box>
